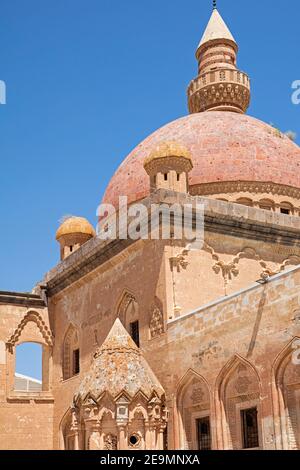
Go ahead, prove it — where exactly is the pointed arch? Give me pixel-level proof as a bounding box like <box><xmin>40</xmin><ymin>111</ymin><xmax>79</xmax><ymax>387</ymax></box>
<box><xmin>116</xmin><ymin>289</ymin><xmax>138</xmax><ymax>323</ymax></box>
<box><xmin>130</xmin><ymin>406</ymin><xmax>148</xmax><ymax>422</ymax></box>
<box><xmin>272</xmin><ymin>338</ymin><xmax>300</xmax><ymax>450</ymax></box>
<box><xmin>6</xmin><ymin>310</ymin><xmax>53</xmax><ymax>350</ymax></box>
<box><xmin>116</xmin><ymin>289</ymin><xmax>139</xmax><ymax>345</ymax></box>
<box><xmin>176</xmin><ymin>369</ymin><xmax>212</xmax><ymax>450</ymax></box>
<box><xmin>5</xmin><ymin>310</ymin><xmax>53</xmax><ymax>395</ymax></box>
<box><xmin>215</xmin><ymin>355</ymin><xmax>262</xmax><ymax>450</ymax></box>
<box><xmin>99</xmin><ymin>408</ymin><xmax>115</xmax><ymax>422</ymax></box>
<box><xmin>59</xmin><ymin>408</ymin><xmax>73</xmax><ymax>450</ymax></box>
<box><xmin>62</xmin><ymin>324</ymin><xmax>80</xmax><ymax>380</ymax></box>
<box><xmin>215</xmin><ymin>354</ymin><xmax>261</xmax><ymax>398</ymax></box>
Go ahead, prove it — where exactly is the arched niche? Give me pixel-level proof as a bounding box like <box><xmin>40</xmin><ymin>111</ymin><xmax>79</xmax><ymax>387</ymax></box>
<box><xmin>236</xmin><ymin>197</ymin><xmax>253</xmax><ymax>207</ymax></box>
<box><xmin>62</xmin><ymin>325</ymin><xmax>80</xmax><ymax>380</ymax></box>
<box><xmin>116</xmin><ymin>290</ymin><xmax>140</xmax><ymax>346</ymax></box>
<box><xmin>272</xmin><ymin>338</ymin><xmax>300</xmax><ymax>450</ymax></box>
<box><xmin>216</xmin><ymin>356</ymin><xmax>262</xmax><ymax>450</ymax></box>
<box><xmin>176</xmin><ymin>370</ymin><xmax>211</xmax><ymax>450</ymax></box>
<box><xmin>128</xmin><ymin>410</ymin><xmax>146</xmax><ymax>450</ymax></box>
<box><xmin>259</xmin><ymin>198</ymin><xmax>275</xmax><ymax>211</ymax></box>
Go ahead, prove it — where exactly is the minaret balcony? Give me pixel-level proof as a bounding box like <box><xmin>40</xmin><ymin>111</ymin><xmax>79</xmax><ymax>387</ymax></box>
<box><xmin>188</xmin><ymin>68</ymin><xmax>250</xmax><ymax>114</ymax></box>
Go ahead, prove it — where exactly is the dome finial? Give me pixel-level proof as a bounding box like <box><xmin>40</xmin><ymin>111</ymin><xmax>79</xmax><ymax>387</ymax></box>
<box><xmin>213</xmin><ymin>0</ymin><xmax>217</xmax><ymax>10</ymax></box>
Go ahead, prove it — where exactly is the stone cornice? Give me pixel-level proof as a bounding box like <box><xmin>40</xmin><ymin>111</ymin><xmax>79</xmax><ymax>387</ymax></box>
<box><xmin>45</xmin><ymin>190</ymin><xmax>300</xmax><ymax>298</ymax></box>
<box><xmin>0</xmin><ymin>291</ymin><xmax>46</xmax><ymax>308</ymax></box>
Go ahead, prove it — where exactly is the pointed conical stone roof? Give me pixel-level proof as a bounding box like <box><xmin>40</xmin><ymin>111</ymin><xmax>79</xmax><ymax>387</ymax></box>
<box><xmin>74</xmin><ymin>319</ymin><xmax>165</xmax><ymax>403</ymax></box>
<box><xmin>198</xmin><ymin>9</ymin><xmax>236</xmax><ymax>50</ymax></box>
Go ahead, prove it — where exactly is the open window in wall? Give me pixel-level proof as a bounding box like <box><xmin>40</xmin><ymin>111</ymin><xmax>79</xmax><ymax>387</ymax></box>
<box><xmin>280</xmin><ymin>202</ymin><xmax>293</xmax><ymax>216</ymax></box>
<box><xmin>217</xmin><ymin>357</ymin><xmax>262</xmax><ymax>449</ymax></box>
<box><xmin>63</xmin><ymin>326</ymin><xmax>80</xmax><ymax>380</ymax></box>
<box><xmin>6</xmin><ymin>310</ymin><xmax>53</xmax><ymax>397</ymax></box>
<box><xmin>177</xmin><ymin>371</ymin><xmax>211</xmax><ymax>450</ymax></box>
<box><xmin>241</xmin><ymin>407</ymin><xmax>259</xmax><ymax>449</ymax></box>
<box><xmin>129</xmin><ymin>320</ymin><xmax>140</xmax><ymax>347</ymax></box>
<box><xmin>15</xmin><ymin>342</ymin><xmax>42</xmax><ymax>392</ymax></box>
<box><xmin>117</xmin><ymin>292</ymin><xmax>140</xmax><ymax>347</ymax></box>
<box><xmin>197</xmin><ymin>416</ymin><xmax>211</xmax><ymax>451</ymax></box>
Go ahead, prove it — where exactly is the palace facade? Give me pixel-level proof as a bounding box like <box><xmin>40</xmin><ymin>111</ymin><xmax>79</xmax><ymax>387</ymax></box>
<box><xmin>1</xmin><ymin>7</ymin><xmax>300</xmax><ymax>450</ymax></box>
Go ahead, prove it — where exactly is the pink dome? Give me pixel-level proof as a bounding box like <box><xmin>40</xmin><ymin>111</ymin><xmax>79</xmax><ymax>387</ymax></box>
<box><xmin>102</xmin><ymin>112</ymin><xmax>300</xmax><ymax>207</ymax></box>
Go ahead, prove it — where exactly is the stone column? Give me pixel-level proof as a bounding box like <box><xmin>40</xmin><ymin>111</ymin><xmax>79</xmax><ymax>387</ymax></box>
<box><xmin>73</xmin><ymin>431</ymin><xmax>80</xmax><ymax>451</ymax></box>
<box><xmin>157</xmin><ymin>425</ymin><xmax>165</xmax><ymax>450</ymax></box>
<box><xmin>145</xmin><ymin>422</ymin><xmax>152</xmax><ymax>449</ymax></box>
<box><xmin>117</xmin><ymin>424</ymin><xmax>127</xmax><ymax>450</ymax></box>
<box><xmin>70</xmin><ymin>407</ymin><xmax>80</xmax><ymax>450</ymax></box>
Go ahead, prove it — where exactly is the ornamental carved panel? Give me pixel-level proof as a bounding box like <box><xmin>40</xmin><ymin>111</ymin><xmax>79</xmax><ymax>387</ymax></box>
<box><xmin>149</xmin><ymin>306</ymin><xmax>164</xmax><ymax>339</ymax></box>
<box><xmin>103</xmin><ymin>434</ymin><xmax>118</xmax><ymax>451</ymax></box>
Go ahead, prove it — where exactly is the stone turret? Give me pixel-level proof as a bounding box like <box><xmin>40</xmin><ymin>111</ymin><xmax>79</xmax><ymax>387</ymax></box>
<box><xmin>144</xmin><ymin>141</ymin><xmax>193</xmax><ymax>194</ymax></box>
<box><xmin>56</xmin><ymin>216</ymin><xmax>95</xmax><ymax>261</ymax></box>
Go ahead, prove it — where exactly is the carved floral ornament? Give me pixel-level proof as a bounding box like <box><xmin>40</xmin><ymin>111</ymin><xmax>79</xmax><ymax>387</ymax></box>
<box><xmin>103</xmin><ymin>434</ymin><xmax>118</xmax><ymax>450</ymax></box>
<box><xmin>169</xmin><ymin>243</ymin><xmax>300</xmax><ymax>296</ymax></box>
<box><xmin>149</xmin><ymin>305</ymin><xmax>164</xmax><ymax>339</ymax></box>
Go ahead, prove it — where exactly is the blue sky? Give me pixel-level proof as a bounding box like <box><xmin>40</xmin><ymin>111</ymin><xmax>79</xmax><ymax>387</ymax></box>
<box><xmin>15</xmin><ymin>342</ymin><xmax>42</xmax><ymax>380</ymax></box>
<box><xmin>0</xmin><ymin>0</ymin><xmax>299</xmax><ymax>293</ymax></box>
<box><xmin>1</xmin><ymin>1</ymin><xmax>300</xmax><ymax>380</ymax></box>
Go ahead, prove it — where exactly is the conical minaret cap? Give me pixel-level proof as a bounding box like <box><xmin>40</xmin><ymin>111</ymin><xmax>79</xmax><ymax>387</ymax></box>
<box><xmin>197</xmin><ymin>8</ymin><xmax>237</xmax><ymax>53</ymax></box>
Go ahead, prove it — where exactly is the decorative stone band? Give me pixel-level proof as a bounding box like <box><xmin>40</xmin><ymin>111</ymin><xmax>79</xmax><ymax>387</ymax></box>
<box><xmin>190</xmin><ymin>181</ymin><xmax>300</xmax><ymax>215</ymax></box>
<box><xmin>188</xmin><ymin>68</ymin><xmax>250</xmax><ymax>114</ymax></box>
<box><xmin>190</xmin><ymin>181</ymin><xmax>300</xmax><ymax>199</ymax></box>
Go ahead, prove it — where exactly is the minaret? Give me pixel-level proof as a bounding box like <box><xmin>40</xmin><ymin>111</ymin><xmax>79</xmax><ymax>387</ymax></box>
<box><xmin>187</xmin><ymin>4</ymin><xmax>250</xmax><ymax>114</ymax></box>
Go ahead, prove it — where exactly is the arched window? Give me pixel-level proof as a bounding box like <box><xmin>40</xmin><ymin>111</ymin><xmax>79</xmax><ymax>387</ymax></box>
<box><xmin>63</xmin><ymin>326</ymin><xmax>80</xmax><ymax>380</ymax></box>
<box><xmin>15</xmin><ymin>342</ymin><xmax>42</xmax><ymax>392</ymax></box>
<box><xmin>117</xmin><ymin>292</ymin><xmax>140</xmax><ymax>347</ymax></box>
<box><xmin>280</xmin><ymin>202</ymin><xmax>294</xmax><ymax>215</ymax></box>
<box><xmin>177</xmin><ymin>371</ymin><xmax>211</xmax><ymax>450</ymax></box>
<box><xmin>216</xmin><ymin>356</ymin><xmax>262</xmax><ymax>450</ymax></box>
<box><xmin>6</xmin><ymin>310</ymin><xmax>53</xmax><ymax>395</ymax></box>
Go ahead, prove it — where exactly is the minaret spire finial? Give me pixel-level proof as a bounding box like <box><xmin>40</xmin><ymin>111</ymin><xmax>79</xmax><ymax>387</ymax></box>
<box><xmin>213</xmin><ymin>0</ymin><xmax>217</xmax><ymax>9</ymax></box>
